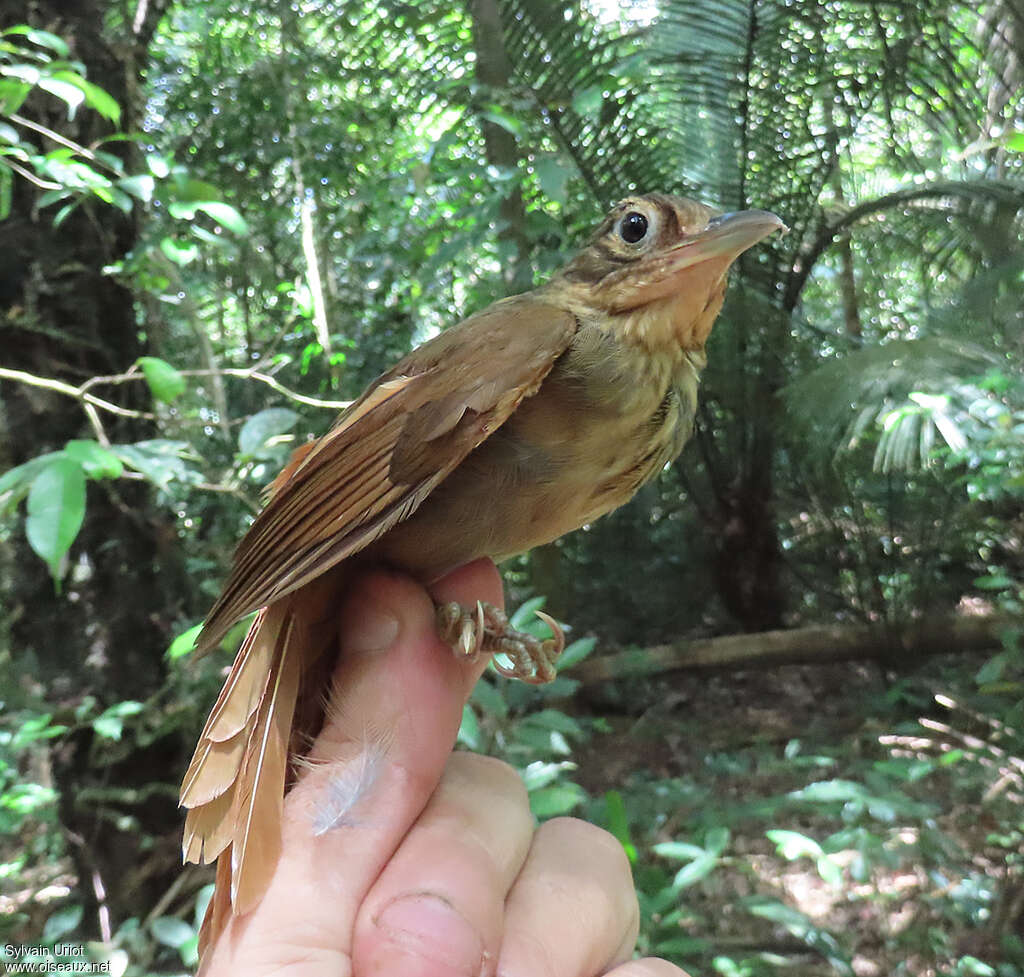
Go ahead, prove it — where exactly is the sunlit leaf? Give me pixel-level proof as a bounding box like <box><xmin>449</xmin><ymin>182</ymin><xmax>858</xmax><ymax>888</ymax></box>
<box><xmin>159</xmin><ymin>236</ymin><xmax>200</xmax><ymax>265</ymax></box>
<box><xmin>92</xmin><ymin>700</ymin><xmax>143</xmax><ymax>741</ymax></box>
<box><xmin>166</xmin><ymin>623</ymin><xmax>203</xmax><ymax>660</ymax></box>
<box><xmin>37</xmin><ymin>76</ymin><xmax>84</xmax><ymax>117</ymax></box>
<box><xmin>62</xmin><ymin>440</ymin><xmax>123</xmax><ymax>480</ymax></box>
<box><xmin>3</xmin><ymin>25</ymin><xmax>70</xmax><ymax>57</ymax></box>
<box><xmin>673</xmin><ymin>852</ymin><xmax>719</xmax><ymax>889</ymax></box>
<box><xmin>0</xmin><ymin>78</ymin><xmax>32</xmax><ymax>114</ymax></box>
<box><xmin>138</xmin><ymin>356</ymin><xmax>186</xmax><ymax>402</ymax></box>
<box><xmin>768</xmin><ymin>828</ymin><xmax>824</xmax><ymax>860</ymax></box>
<box><xmin>195</xmin><ymin>200</ymin><xmax>248</xmax><ymax>235</ymax></box>
<box><xmin>117</xmin><ymin>174</ymin><xmax>155</xmax><ymax>202</ymax></box>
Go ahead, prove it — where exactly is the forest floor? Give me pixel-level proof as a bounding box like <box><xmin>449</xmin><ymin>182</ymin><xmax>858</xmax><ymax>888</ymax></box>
<box><xmin>571</xmin><ymin>653</ymin><xmax>1022</xmax><ymax>977</ymax></box>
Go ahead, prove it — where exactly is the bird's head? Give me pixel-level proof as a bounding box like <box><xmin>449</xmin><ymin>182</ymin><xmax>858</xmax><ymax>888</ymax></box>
<box><xmin>550</xmin><ymin>193</ymin><xmax>786</xmax><ymax>352</ymax></box>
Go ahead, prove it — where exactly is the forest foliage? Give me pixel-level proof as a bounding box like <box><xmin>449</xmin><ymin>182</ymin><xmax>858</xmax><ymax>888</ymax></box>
<box><xmin>1</xmin><ymin>1</ymin><xmax>1022</xmax><ymax>974</ymax></box>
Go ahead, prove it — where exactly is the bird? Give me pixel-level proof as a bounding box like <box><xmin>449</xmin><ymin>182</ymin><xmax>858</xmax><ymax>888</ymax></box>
<box><xmin>180</xmin><ymin>192</ymin><xmax>785</xmax><ymax>955</ymax></box>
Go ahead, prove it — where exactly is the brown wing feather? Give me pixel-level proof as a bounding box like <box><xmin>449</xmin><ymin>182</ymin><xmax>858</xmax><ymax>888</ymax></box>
<box><xmin>196</xmin><ymin>296</ymin><xmax>577</xmax><ymax>652</ymax></box>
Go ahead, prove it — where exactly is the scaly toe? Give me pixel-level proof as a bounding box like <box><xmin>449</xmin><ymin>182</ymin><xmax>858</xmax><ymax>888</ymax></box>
<box><xmin>435</xmin><ymin>599</ymin><xmax>563</xmax><ymax>684</ymax></box>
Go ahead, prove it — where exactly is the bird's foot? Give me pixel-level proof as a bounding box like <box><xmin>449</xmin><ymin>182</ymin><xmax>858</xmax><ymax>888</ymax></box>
<box><xmin>435</xmin><ymin>600</ymin><xmax>564</xmax><ymax>684</ymax></box>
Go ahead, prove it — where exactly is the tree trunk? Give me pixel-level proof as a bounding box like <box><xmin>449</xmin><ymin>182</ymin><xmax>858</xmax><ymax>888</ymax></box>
<box><xmin>0</xmin><ymin>0</ymin><xmax>187</xmax><ymax>935</ymax></box>
<box><xmin>469</xmin><ymin>0</ymin><xmax>533</xmax><ymax>292</ymax></box>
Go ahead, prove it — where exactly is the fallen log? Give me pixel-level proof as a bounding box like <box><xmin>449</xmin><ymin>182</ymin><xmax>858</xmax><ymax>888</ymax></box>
<box><xmin>571</xmin><ymin>615</ymin><xmax>1016</xmax><ymax>685</ymax></box>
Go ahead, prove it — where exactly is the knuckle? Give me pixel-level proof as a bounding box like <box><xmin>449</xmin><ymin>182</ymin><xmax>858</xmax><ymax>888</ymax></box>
<box><xmin>445</xmin><ymin>751</ymin><xmax>529</xmax><ymax>803</ymax></box>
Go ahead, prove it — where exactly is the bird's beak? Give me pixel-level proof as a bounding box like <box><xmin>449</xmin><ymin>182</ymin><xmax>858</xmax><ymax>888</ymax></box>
<box><xmin>673</xmin><ymin>210</ymin><xmax>788</xmax><ymax>266</ymax></box>
<box><xmin>601</xmin><ymin>209</ymin><xmax>787</xmax><ymax>312</ymax></box>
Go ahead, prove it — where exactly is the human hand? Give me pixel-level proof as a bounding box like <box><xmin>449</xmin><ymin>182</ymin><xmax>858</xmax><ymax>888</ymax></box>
<box><xmin>201</xmin><ymin>559</ymin><xmax>689</xmax><ymax>977</ymax></box>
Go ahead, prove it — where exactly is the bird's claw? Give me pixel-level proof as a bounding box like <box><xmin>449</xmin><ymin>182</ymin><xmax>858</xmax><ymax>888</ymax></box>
<box><xmin>435</xmin><ymin>601</ymin><xmax>564</xmax><ymax>684</ymax></box>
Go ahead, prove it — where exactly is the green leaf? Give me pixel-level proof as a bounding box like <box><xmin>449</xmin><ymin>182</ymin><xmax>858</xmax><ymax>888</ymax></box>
<box><xmin>653</xmin><ymin>840</ymin><xmax>707</xmax><ymax>861</ymax></box>
<box><xmin>457</xmin><ymin>703</ymin><xmax>480</xmax><ymax>749</ymax></box>
<box><xmin>37</xmin><ymin>76</ymin><xmax>84</xmax><ymax>117</ymax></box>
<box><xmin>767</xmin><ymin>829</ymin><xmax>824</xmax><ymax>861</ymax></box>
<box><xmin>150</xmin><ymin>916</ymin><xmax>195</xmax><ymax>949</ymax></box>
<box><xmin>238</xmin><ymin>407</ymin><xmax>300</xmax><ymax>457</ymax></box>
<box><xmin>171</xmin><ymin>176</ymin><xmax>221</xmax><ymax>202</ymax></box>
<box><xmin>92</xmin><ymin>700</ymin><xmax>143</xmax><ymax>741</ymax></box>
<box><xmin>167</xmin><ymin>623</ymin><xmax>203</xmax><ymax>660</ymax></box>
<box><xmin>0</xmin><ymin>451</ymin><xmax>64</xmax><ymax>512</ymax></box>
<box><xmin>13</xmin><ymin>713</ymin><xmax>68</xmax><ymax>748</ymax></box>
<box><xmin>520</xmin><ymin>759</ymin><xmax>574</xmax><ymax>791</ymax></box>
<box><xmin>0</xmin><ymin>78</ymin><xmax>32</xmax><ymax>114</ymax></box>
<box><xmin>3</xmin><ymin>26</ymin><xmax>70</xmax><ymax>57</ymax></box>
<box><xmin>64</xmin><ymin>440</ymin><xmax>123</xmax><ymax>480</ymax></box>
<box><xmin>673</xmin><ymin>852</ymin><xmax>719</xmax><ymax>889</ymax></box>
<box><xmin>604</xmin><ymin>790</ymin><xmax>636</xmax><ymax>862</ymax></box>
<box><xmin>556</xmin><ymin>635</ymin><xmax>596</xmax><ymax>669</ymax></box>
<box><xmin>480</xmin><ymin>106</ymin><xmax>524</xmax><ymax>137</ymax></box>
<box><xmin>509</xmin><ymin>595</ymin><xmax>547</xmax><ymax>631</ymax></box>
<box><xmin>146</xmin><ymin>154</ymin><xmax>170</xmax><ymax>178</ymax></box>
<box><xmin>973</xmin><ymin>573</ymin><xmax>1013</xmax><ymax>591</ymax></box>
<box><xmin>159</xmin><ymin>235</ymin><xmax>200</xmax><ymax>265</ymax></box>
<box><xmin>195</xmin><ymin>200</ymin><xmax>248</xmax><ymax>235</ymax></box>
<box><xmin>571</xmin><ymin>85</ymin><xmax>604</xmax><ymax>116</ymax></box>
<box><xmin>194</xmin><ymin>884</ymin><xmax>215</xmax><ymax>927</ymax></box>
<box><xmin>534</xmin><ymin>155</ymin><xmax>570</xmax><ymax>204</ymax></box>
<box><xmin>529</xmin><ymin>783</ymin><xmax>587</xmax><ymax>818</ymax></box>
<box><xmin>70</xmin><ymin>75</ymin><xmax>120</xmax><ymax>123</ymax></box>
<box><xmin>787</xmin><ymin>779</ymin><xmax>866</xmax><ymax>804</ymax></box>
<box><xmin>36</xmin><ymin>188</ymin><xmax>70</xmax><ymax>209</ymax></box>
<box><xmin>704</xmin><ymin>826</ymin><xmax>730</xmax><ymax>856</ymax></box>
<box><xmin>138</xmin><ymin>356</ymin><xmax>186</xmax><ymax>402</ymax></box>
<box><xmin>25</xmin><ymin>456</ymin><xmax>86</xmax><ymax>586</ymax></box>
<box><xmin>468</xmin><ymin>676</ymin><xmax>507</xmax><ymax>718</ymax></box>
<box><xmin>42</xmin><ymin>904</ymin><xmax>82</xmax><ymax>944</ymax></box>
<box><xmin>117</xmin><ymin>174</ymin><xmax>155</xmax><ymax>202</ymax></box>
<box><xmin>1006</xmin><ymin>132</ymin><xmax>1024</xmax><ymax>152</ymax></box>
<box><xmin>112</xmin><ymin>439</ymin><xmax>194</xmax><ymax>489</ymax></box>
<box><xmin>0</xmin><ymin>163</ymin><xmax>10</xmax><ymax>219</ymax></box>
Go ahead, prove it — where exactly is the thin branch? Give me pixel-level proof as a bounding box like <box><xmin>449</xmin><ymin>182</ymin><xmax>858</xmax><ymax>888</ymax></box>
<box><xmin>10</xmin><ymin>113</ymin><xmax>101</xmax><ymax>164</ymax></box>
<box><xmin>80</xmin><ymin>365</ymin><xmax>351</xmax><ymax>410</ymax></box>
<box><xmin>1</xmin><ymin>158</ymin><xmax>61</xmax><ymax>190</ymax></box>
<box><xmin>0</xmin><ymin>366</ymin><xmax>155</xmax><ymax>421</ymax></box>
<box><xmin>119</xmin><ymin>471</ymin><xmax>259</xmax><ymax>513</ymax></box>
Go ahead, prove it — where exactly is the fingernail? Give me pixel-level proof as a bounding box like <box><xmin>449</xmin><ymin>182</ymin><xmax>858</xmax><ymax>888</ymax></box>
<box><xmin>345</xmin><ymin>590</ymin><xmax>401</xmax><ymax>654</ymax></box>
<box><xmin>370</xmin><ymin>892</ymin><xmax>485</xmax><ymax>977</ymax></box>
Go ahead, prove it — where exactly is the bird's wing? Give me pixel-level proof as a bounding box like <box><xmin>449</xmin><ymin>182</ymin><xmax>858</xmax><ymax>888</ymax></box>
<box><xmin>197</xmin><ymin>296</ymin><xmax>577</xmax><ymax>651</ymax></box>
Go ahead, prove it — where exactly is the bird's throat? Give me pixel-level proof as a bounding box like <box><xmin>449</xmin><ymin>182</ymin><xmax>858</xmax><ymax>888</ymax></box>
<box><xmin>616</xmin><ymin>268</ymin><xmax>728</xmax><ymax>357</ymax></box>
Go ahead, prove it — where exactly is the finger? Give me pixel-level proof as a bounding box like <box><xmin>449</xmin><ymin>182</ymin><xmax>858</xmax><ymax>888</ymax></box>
<box><xmin>203</xmin><ymin>560</ymin><xmax>503</xmax><ymax>976</ymax></box>
<box><xmin>605</xmin><ymin>961</ymin><xmax>692</xmax><ymax>977</ymax></box>
<box><xmin>352</xmin><ymin>751</ymin><xmax>533</xmax><ymax>976</ymax></box>
<box><xmin>497</xmin><ymin>817</ymin><xmax>640</xmax><ymax>977</ymax></box>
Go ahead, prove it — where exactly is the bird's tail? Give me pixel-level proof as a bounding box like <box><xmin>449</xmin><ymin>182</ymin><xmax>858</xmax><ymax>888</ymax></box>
<box><xmin>179</xmin><ymin>573</ymin><xmax>342</xmax><ymax>959</ymax></box>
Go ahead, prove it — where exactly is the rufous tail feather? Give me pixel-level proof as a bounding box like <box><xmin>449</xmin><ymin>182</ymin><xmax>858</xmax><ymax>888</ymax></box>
<box><xmin>181</xmin><ymin>586</ymin><xmax>336</xmax><ymax>957</ymax></box>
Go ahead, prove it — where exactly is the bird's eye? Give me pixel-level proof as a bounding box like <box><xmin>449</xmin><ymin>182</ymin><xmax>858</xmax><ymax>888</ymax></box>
<box><xmin>618</xmin><ymin>211</ymin><xmax>649</xmax><ymax>244</ymax></box>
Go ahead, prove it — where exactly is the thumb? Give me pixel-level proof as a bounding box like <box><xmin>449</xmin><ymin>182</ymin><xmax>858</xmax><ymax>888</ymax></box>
<box><xmin>201</xmin><ymin>561</ymin><xmax>502</xmax><ymax>976</ymax></box>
